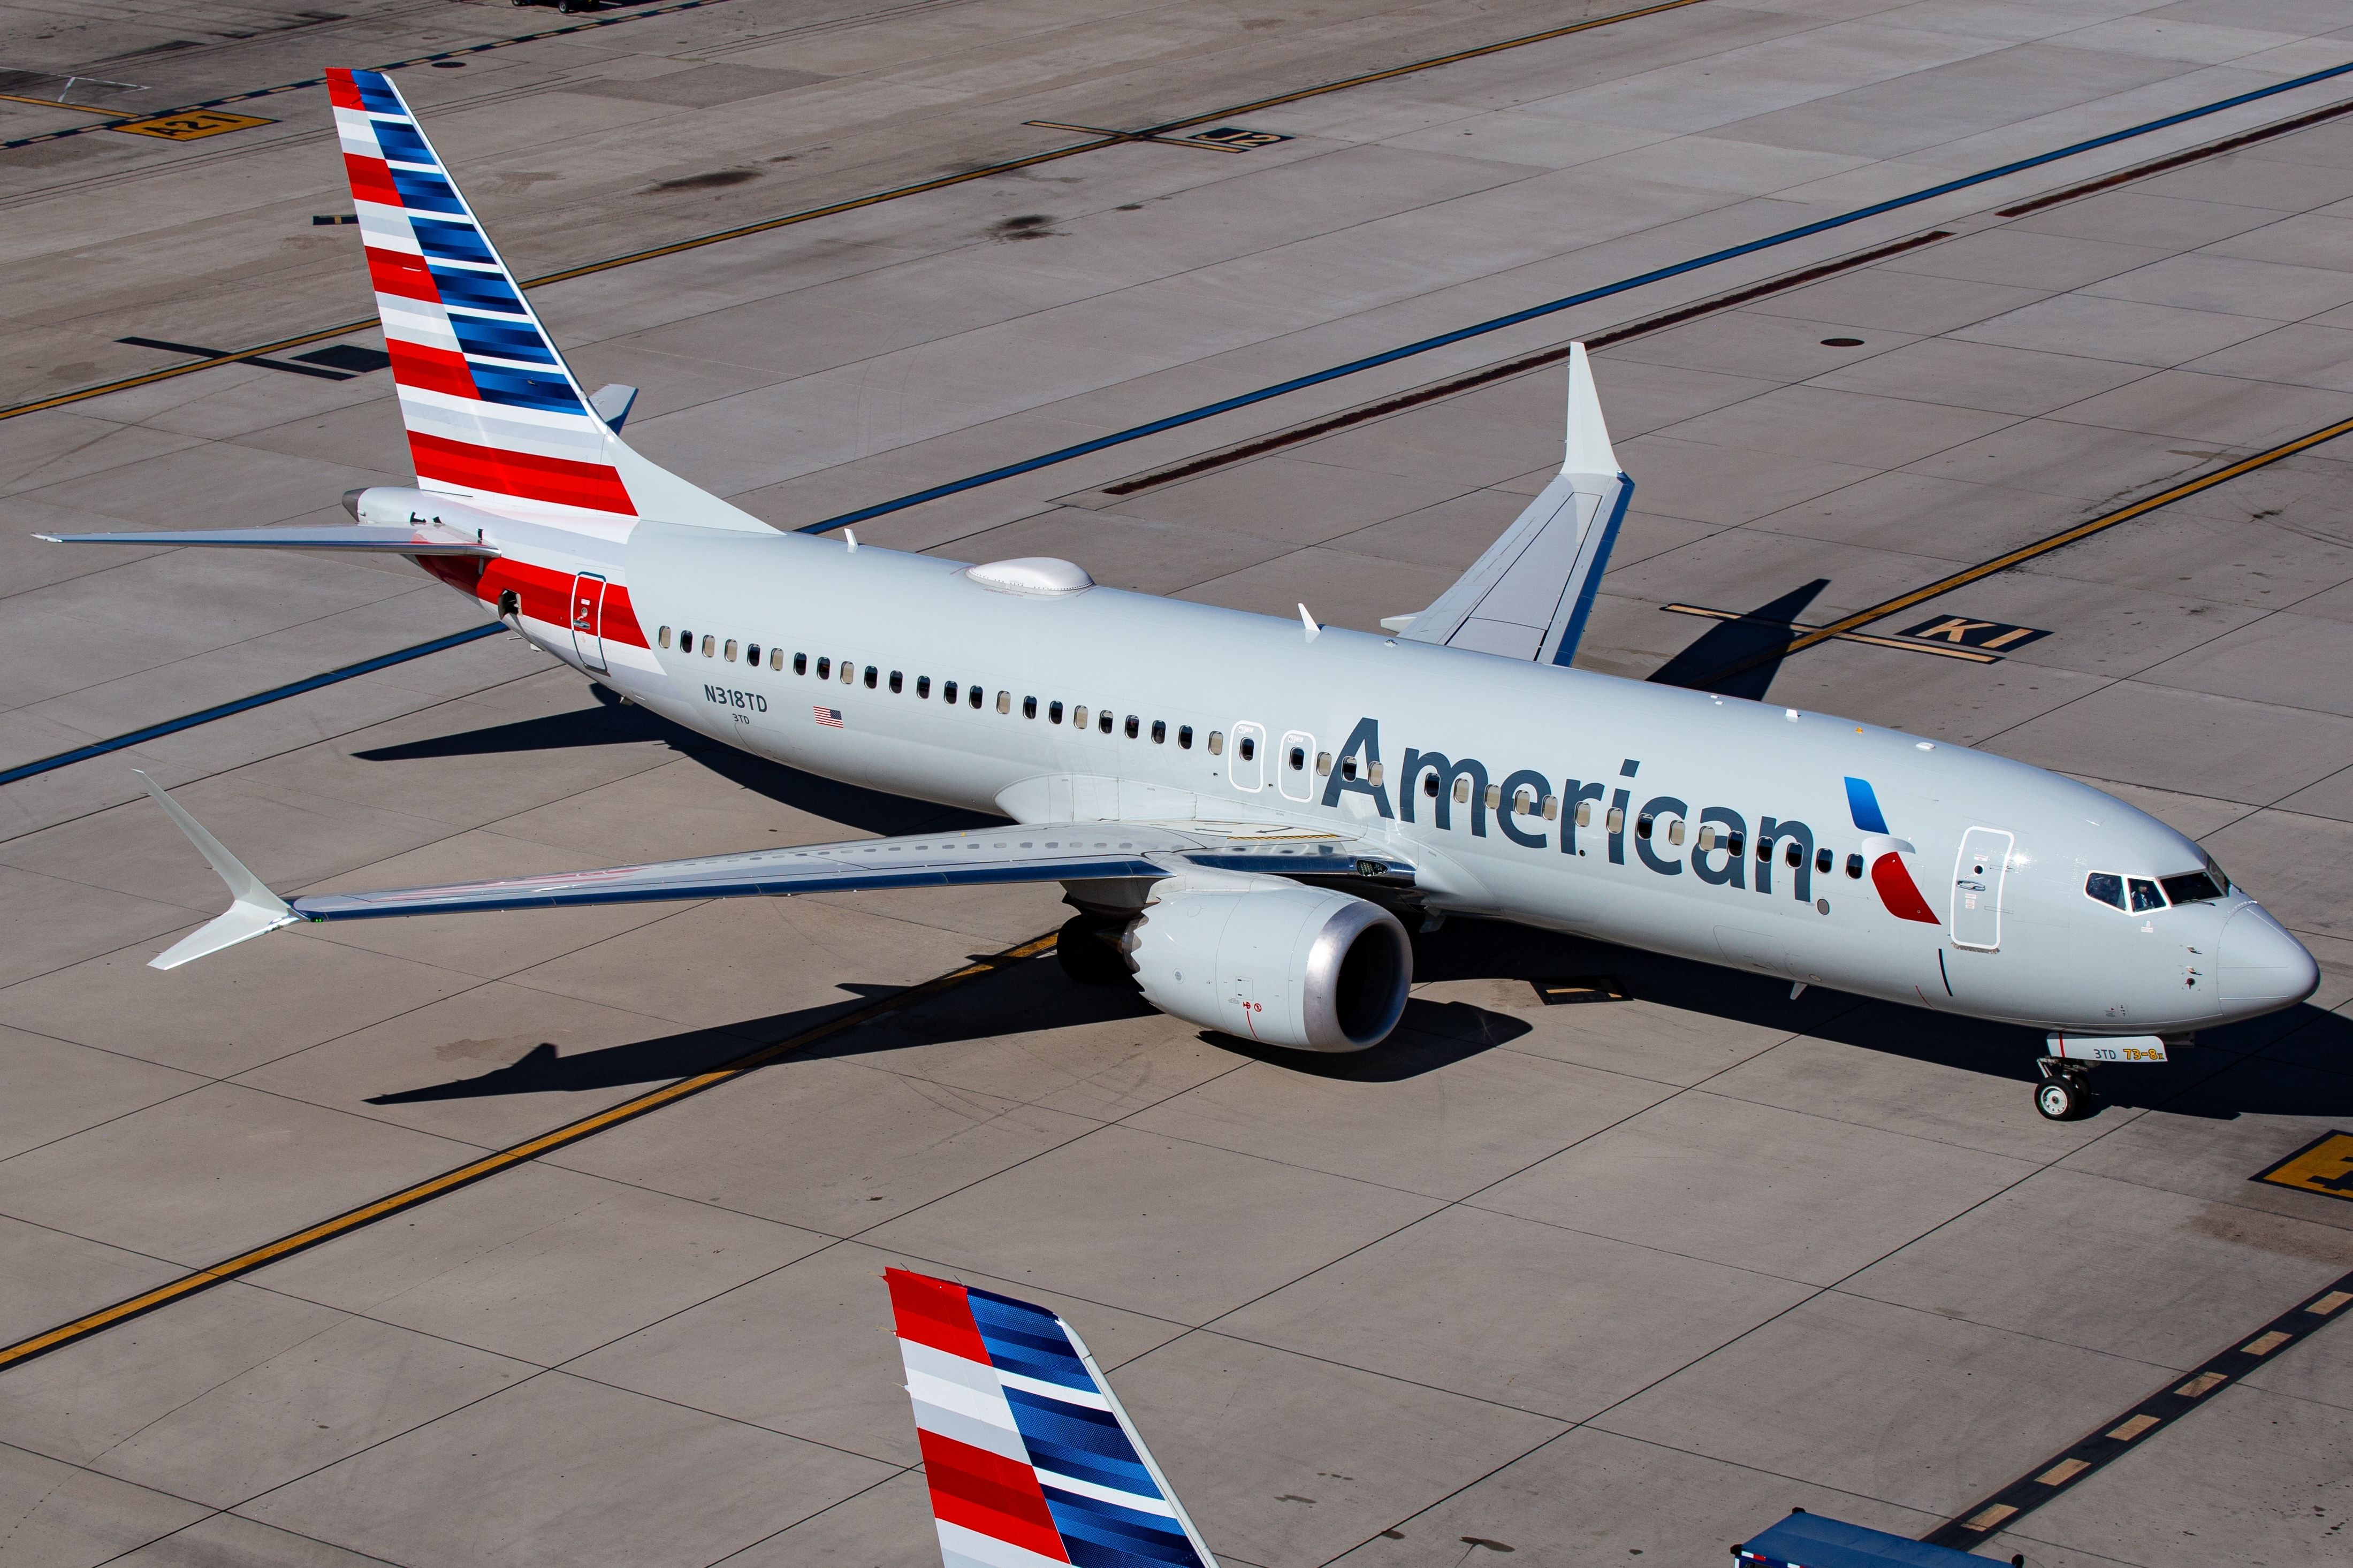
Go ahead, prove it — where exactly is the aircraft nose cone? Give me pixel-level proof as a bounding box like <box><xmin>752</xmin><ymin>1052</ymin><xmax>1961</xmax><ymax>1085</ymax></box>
<box><xmin>2219</xmin><ymin>904</ymin><xmax>2319</xmax><ymax>1009</ymax></box>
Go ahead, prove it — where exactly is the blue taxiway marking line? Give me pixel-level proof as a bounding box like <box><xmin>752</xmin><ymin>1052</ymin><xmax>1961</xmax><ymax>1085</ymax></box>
<box><xmin>798</xmin><ymin>57</ymin><xmax>2353</xmax><ymax>535</ymax></box>
<box><xmin>0</xmin><ymin>623</ymin><xmax>506</xmax><ymax>788</ymax></box>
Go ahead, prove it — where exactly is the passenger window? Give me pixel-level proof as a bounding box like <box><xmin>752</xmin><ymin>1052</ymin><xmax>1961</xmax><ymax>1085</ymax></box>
<box><xmin>1126</xmin><ymin>715</ymin><xmax>1140</xmax><ymax>739</ymax></box>
<box><xmin>864</xmin><ymin>666</ymin><xmax>878</xmax><ymax>689</ymax></box>
<box><xmin>2129</xmin><ymin>877</ymin><xmax>2165</xmax><ymax>913</ymax></box>
<box><xmin>1455</xmin><ymin>777</ymin><xmax>1472</xmax><ymax>805</ymax></box>
<box><xmin>1846</xmin><ymin>852</ymin><xmax>1864</xmax><ymax>879</ymax></box>
<box><xmin>943</xmin><ymin>680</ymin><xmax>957</xmax><ymax>703</ymax></box>
<box><xmin>1178</xmin><ymin>724</ymin><xmax>1193</xmax><ymax>750</ymax></box>
<box><xmin>1023</xmin><ymin>696</ymin><xmax>1037</xmax><ymax>719</ymax></box>
<box><xmin>679</xmin><ymin>627</ymin><xmax>691</xmax><ymax>652</ymax></box>
<box><xmin>1072</xmin><ymin>705</ymin><xmax>1087</xmax><ymax>729</ymax></box>
<box><xmin>1635</xmin><ymin>813</ymin><xmax>1653</xmax><ymax>840</ymax></box>
<box><xmin>1425</xmin><ymin>773</ymin><xmax>1441</xmax><ymax>798</ymax></box>
<box><xmin>1785</xmin><ymin>842</ymin><xmax>1802</xmax><ymax>869</ymax></box>
<box><xmin>1289</xmin><ymin>745</ymin><xmax>1305</xmax><ymax>770</ymax></box>
<box><xmin>840</xmin><ymin>660</ymin><xmax>855</xmax><ymax>684</ymax></box>
<box><xmin>2084</xmin><ymin>873</ymin><xmax>2124</xmax><ymax>909</ymax></box>
<box><xmin>971</xmin><ymin>685</ymin><xmax>984</xmax><ymax>709</ymax></box>
<box><xmin>658</xmin><ymin>626</ymin><xmax>673</xmax><ymax>649</ymax></box>
<box><xmin>889</xmin><ymin>671</ymin><xmax>902</xmax><ymax>694</ymax></box>
<box><xmin>1575</xmin><ymin>800</ymin><xmax>1592</xmax><ymax>828</ymax></box>
<box><xmin>1604</xmin><ymin>805</ymin><xmax>1623</xmax><ymax>832</ymax></box>
<box><xmin>814</xmin><ymin>656</ymin><xmax>829</xmax><ymax>679</ymax></box>
<box><xmin>747</xmin><ymin>643</ymin><xmax>760</xmax><ymax>665</ymax></box>
<box><xmin>770</xmin><ymin>647</ymin><xmax>783</xmax><ymax>671</ymax></box>
<box><xmin>1316</xmin><ymin>751</ymin><xmax>1331</xmax><ymax>775</ymax></box>
<box><xmin>1207</xmin><ymin>730</ymin><xmax>1224</xmax><ymax>755</ymax></box>
<box><xmin>1483</xmin><ymin>784</ymin><xmax>1501</xmax><ymax>809</ymax></box>
<box><xmin>1726</xmin><ymin>832</ymin><xmax>1744</xmax><ymax>858</ymax></box>
<box><xmin>1100</xmin><ymin>709</ymin><xmax>1114</xmax><ymax>734</ymax></box>
<box><xmin>997</xmin><ymin>691</ymin><xmax>1011</xmax><ymax>714</ymax></box>
<box><xmin>917</xmin><ymin>676</ymin><xmax>930</xmax><ymax>698</ymax></box>
<box><xmin>725</xmin><ymin>639</ymin><xmax>738</xmax><ymax>662</ymax></box>
<box><xmin>1239</xmin><ymin>735</ymin><xmax>1255</xmax><ymax>761</ymax></box>
<box><xmin>1815</xmin><ymin>848</ymin><xmax>1832</xmax><ymax>875</ymax></box>
<box><xmin>1755</xmin><ymin>837</ymin><xmax>1771</xmax><ymax>861</ymax></box>
<box><xmin>1153</xmin><ymin>721</ymin><xmax>1167</xmax><ymax>744</ymax></box>
<box><xmin>701</xmin><ymin>634</ymin><xmax>715</xmax><ymax>657</ymax></box>
<box><xmin>1665</xmin><ymin>817</ymin><xmax>1683</xmax><ymax>844</ymax></box>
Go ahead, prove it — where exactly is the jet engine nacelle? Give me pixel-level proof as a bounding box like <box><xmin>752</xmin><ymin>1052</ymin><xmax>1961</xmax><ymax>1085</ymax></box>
<box><xmin>1121</xmin><ymin>873</ymin><xmax>1411</xmax><ymax>1051</ymax></box>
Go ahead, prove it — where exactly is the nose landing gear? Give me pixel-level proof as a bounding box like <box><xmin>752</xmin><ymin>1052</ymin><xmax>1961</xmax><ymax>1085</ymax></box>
<box><xmin>2034</xmin><ymin>1058</ymin><xmax>2093</xmax><ymax>1121</ymax></box>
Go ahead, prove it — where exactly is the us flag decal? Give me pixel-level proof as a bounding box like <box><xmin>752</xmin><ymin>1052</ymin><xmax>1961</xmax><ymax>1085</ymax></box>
<box><xmin>813</xmin><ymin>706</ymin><xmax>844</xmax><ymax>729</ymax></box>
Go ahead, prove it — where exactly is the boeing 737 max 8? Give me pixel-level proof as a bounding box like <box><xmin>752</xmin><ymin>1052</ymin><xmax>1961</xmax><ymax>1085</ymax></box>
<box><xmin>47</xmin><ymin>68</ymin><xmax>2319</xmax><ymax>1121</ymax></box>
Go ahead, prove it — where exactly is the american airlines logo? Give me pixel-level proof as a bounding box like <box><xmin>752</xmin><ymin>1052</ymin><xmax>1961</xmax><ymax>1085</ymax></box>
<box><xmin>1320</xmin><ymin>717</ymin><xmax>1921</xmax><ymax>917</ymax></box>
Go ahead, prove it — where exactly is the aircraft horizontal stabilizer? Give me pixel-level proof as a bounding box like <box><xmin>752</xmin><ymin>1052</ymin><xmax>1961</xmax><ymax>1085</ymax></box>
<box><xmin>1397</xmin><ymin>342</ymin><xmax>1632</xmax><ymax>668</ymax></box>
<box><xmin>136</xmin><ymin>772</ymin><xmax>299</xmax><ymax>970</ymax></box>
<box><xmin>37</xmin><ymin>524</ymin><xmax>500</xmax><ymax>556</ymax></box>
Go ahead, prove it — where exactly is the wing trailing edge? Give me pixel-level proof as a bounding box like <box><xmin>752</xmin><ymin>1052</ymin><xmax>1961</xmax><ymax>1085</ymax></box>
<box><xmin>37</xmin><ymin>523</ymin><xmax>500</xmax><ymax>555</ymax></box>
<box><xmin>1395</xmin><ymin>343</ymin><xmax>1632</xmax><ymax>668</ymax></box>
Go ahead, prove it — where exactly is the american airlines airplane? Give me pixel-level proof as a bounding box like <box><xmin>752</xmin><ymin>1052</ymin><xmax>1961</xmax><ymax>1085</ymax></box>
<box><xmin>49</xmin><ymin>68</ymin><xmax>2318</xmax><ymax>1121</ymax></box>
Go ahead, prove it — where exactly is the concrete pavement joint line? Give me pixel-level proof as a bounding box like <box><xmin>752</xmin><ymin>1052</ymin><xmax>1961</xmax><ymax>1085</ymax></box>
<box><xmin>0</xmin><ymin>623</ymin><xmax>507</xmax><ymax>789</ymax></box>
<box><xmin>0</xmin><ymin>0</ymin><xmax>751</xmax><ymax>151</ymax></box>
<box><xmin>0</xmin><ymin>0</ymin><xmax>1722</xmax><ymax>424</ymax></box>
<box><xmin>0</xmin><ymin>930</ymin><xmax>1061</xmax><ymax>1374</ymax></box>
<box><xmin>1095</xmin><ymin>231</ymin><xmax>1959</xmax><ymax>496</ymax></box>
<box><xmin>793</xmin><ymin>66</ymin><xmax>2353</xmax><ymax>537</ymax></box>
<box><xmin>1694</xmin><ymin>411</ymin><xmax>2353</xmax><ymax>690</ymax></box>
<box><xmin>1922</xmin><ymin>1267</ymin><xmax>2353</xmax><ymax>1548</ymax></box>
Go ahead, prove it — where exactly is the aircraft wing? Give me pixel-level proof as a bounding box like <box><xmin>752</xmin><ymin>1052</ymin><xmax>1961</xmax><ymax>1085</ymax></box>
<box><xmin>887</xmin><ymin>1267</ymin><xmax>1220</xmax><ymax>1568</ymax></box>
<box><xmin>134</xmin><ymin>773</ymin><xmax>1411</xmax><ymax>969</ymax></box>
<box><xmin>36</xmin><ymin>523</ymin><xmax>499</xmax><ymax>556</ymax></box>
<box><xmin>1389</xmin><ymin>342</ymin><xmax>1631</xmax><ymax>668</ymax></box>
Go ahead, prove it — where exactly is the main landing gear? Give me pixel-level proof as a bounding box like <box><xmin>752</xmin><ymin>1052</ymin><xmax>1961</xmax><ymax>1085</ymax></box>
<box><xmin>2034</xmin><ymin>1059</ymin><xmax>2094</xmax><ymax>1121</ymax></box>
<box><xmin>1056</xmin><ymin>914</ymin><xmax>1133</xmax><ymax>988</ymax></box>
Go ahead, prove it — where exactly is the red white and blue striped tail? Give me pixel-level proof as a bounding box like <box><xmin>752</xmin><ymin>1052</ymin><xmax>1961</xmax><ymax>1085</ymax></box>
<box><xmin>887</xmin><ymin>1269</ymin><xmax>1219</xmax><ymax>1568</ymax></box>
<box><xmin>328</xmin><ymin>66</ymin><xmax>770</xmax><ymax>537</ymax></box>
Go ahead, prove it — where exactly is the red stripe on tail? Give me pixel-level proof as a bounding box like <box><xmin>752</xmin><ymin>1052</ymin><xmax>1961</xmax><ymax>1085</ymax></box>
<box><xmin>344</xmin><ymin>152</ymin><xmax>401</xmax><ymax>209</ymax></box>
<box><xmin>915</xmin><ymin>1429</ymin><xmax>1070</xmax><ymax>1563</ymax></box>
<box><xmin>365</xmin><ymin>248</ymin><xmax>441</xmax><ymax>304</ymax></box>
<box><xmin>385</xmin><ymin>339</ymin><xmax>475</xmax><ymax>399</ymax></box>
<box><xmin>409</xmin><ymin>432</ymin><xmax>635</xmax><ymax>515</ymax></box>
<box><xmin>886</xmin><ymin>1268</ymin><xmax>989</xmax><ymax>1364</ymax></box>
<box><xmin>326</xmin><ymin>67</ymin><xmax>363</xmax><ymax>111</ymax></box>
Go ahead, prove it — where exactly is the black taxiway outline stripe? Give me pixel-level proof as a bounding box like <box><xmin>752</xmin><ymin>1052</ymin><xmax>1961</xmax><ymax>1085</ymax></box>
<box><xmin>0</xmin><ymin>0</ymin><xmax>1722</xmax><ymax>423</ymax></box>
<box><xmin>1692</xmin><ymin>409</ymin><xmax>2353</xmax><ymax>689</ymax></box>
<box><xmin>0</xmin><ymin>929</ymin><xmax>1060</xmax><ymax>1373</ymax></box>
<box><xmin>1998</xmin><ymin>92</ymin><xmax>2353</xmax><ymax>218</ymax></box>
<box><xmin>0</xmin><ymin>624</ymin><xmax>504</xmax><ymax>790</ymax></box>
<box><xmin>0</xmin><ymin>0</ymin><xmax>748</xmax><ymax>151</ymax></box>
<box><xmin>793</xmin><ymin>62</ymin><xmax>2353</xmax><ymax>536</ymax></box>
<box><xmin>1922</xmin><ymin>1269</ymin><xmax>2353</xmax><ymax>1548</ymax></box>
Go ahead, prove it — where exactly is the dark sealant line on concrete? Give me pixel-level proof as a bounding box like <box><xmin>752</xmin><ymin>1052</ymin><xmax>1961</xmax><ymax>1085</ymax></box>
<box><xmin>1924</xmin><ymin>1270</ymin><xmax>2353</xmax><ymax>1548</ymax></box>
<box><xmin>0</xmin><ymin>624</ymin><xmax>504</xmax><ymax>789</ymax></box>
<box><xmin>1100</xmin><ymin>230</ymin><xmax>1956</xmax><ymax>495</ymax></box>
<box><xmin>0</xmin><ymin>0</ymin><xmax>750</xmax><ymax>150</ymax></box>
<box><xmin>0</xmin><ymin>0</ymin><xmax>1724</xmax><ymax>422</ymax></box>
<box><xmin>793</xmin><ymin>59</ymin><xmax>2353</xmax><ymax>536</ymax></box>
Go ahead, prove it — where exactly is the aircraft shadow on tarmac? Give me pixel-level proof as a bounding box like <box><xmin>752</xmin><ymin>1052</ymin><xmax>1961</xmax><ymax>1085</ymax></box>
<box><xmin>356</xmin><ymin>691</ymin><xmax>2347</xmax><ymax>1118</ymax></box>
<box><xmin>1648</xmin><ymin>578</ymin><xmax>1830</xmax><ymax>699</ymax></box>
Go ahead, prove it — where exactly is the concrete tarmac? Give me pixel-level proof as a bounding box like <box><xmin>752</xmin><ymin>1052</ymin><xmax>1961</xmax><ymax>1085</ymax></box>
<box><xmin>2</xmin><ymin>1</ymin><xmax>2351</xmax><ymax>1565</ymax></box>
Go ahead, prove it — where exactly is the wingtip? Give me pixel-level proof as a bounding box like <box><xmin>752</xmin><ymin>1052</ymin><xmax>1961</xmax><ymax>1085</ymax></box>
<box><xmin>1563</xmin><ymin>342</ymin><xmax>1619</xmax><ymax>477</ymax></box>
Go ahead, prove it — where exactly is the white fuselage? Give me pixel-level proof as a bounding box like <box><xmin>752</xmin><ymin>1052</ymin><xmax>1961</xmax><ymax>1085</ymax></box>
<box><xmin>480</xmin><ymin>513</ymin><xmax>2313</xmax><ymax>1038</ymax></box>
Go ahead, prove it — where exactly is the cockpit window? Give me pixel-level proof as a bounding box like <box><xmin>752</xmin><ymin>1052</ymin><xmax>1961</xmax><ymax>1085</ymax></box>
<box><xmin>2085</xmin><ymin>872</ymin><xmax>2125</xmax><ymax>909</ymax></box>
<box><xmin>2160</xmin><ymin>870</ymin><xmax>2225</xmax><ymax>905</ymax></box>
<box><xmin>2128</xmin><ymin>877</ymin><xmax>2165</xmax><ymax>913</ymax></box>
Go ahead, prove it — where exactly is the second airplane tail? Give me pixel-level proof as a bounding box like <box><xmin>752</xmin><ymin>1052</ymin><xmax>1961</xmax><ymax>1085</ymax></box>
<box><xmin>330</xmin><ymin>66</ymin><xmax>769</xmax><ymax>536</ymax></box>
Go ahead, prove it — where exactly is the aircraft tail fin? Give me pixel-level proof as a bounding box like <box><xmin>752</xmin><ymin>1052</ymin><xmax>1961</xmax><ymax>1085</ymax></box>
<box><xmin>1391</xmin><ymin>343</ymin><xmax>1631</xmax><ymax>667</ymax></box>
<box><xmin>886</xmin><ymin>1267</ymin><xmax>1219</xmax><ymax>1568</ymax></box>
<box><xmin>329</xmin><ymin>67</ymin><xmax>768</xmax><ymax>534</ymax></box>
